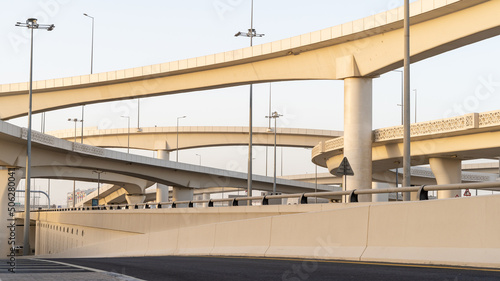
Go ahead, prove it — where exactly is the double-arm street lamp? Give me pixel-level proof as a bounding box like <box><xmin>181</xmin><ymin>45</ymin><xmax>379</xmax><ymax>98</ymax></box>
<box><xmin>68</xmin><ymin>118</ymin><xmax>83</xmax><ymax>142</ymax></box>
<box><xmin>68</xmin><ymin>118</ymin><xmax>82</xmax><ymax>208</ymax></box>
<box><xmin>15</xmin><ymin>18</ymin><xmax>55</xmax><ymax>256</ymax></box>
<box><xmin>235</xmin><ymin>0</ymin><xmax>264</xmax><ymax>200</ymax></box>
<box><xmin>266</xmin><ymin>111</ymin><xmax>282</xmax><ymax>194</ymax></box>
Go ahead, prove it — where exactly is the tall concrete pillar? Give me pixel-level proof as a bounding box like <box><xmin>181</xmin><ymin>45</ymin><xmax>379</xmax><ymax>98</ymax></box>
<box><xmin>429</xmin><ymin>157</ymin><xmax>462</xmax><ymax>199</ymax></box>
<box><xmin>0</xmin><ymin>168</ymin><xmax>21</xmax><ymax>257</ymax></box>
<box><xmin>202</xmin><ymin>193</ymin><xmax>210</xmax><ymax>207</ymax></box>
<box><xmin>344</xmin><ymin>78</ymin><xmax>373</xmax><ymax>202</ymax></box>
<box><xmin>156</xmin><ymin>150</ymin><xmax>170</xmax><ymax>203</ymax></box>
<box><xmin>372</xmin><ymin>182</ymin><xmax>389</xmax><ymax>202</ymax></box>
<box><xmin>172</xmin><ymin>187</ymin><xmax>194</xmax><ymax>202</ymax></box>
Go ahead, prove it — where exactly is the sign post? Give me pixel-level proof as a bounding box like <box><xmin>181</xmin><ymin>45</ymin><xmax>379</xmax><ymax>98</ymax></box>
<box><xmin>335</xmin><ymin>157</ymin><xmax>354</xmax><ymax>202</ymax></box>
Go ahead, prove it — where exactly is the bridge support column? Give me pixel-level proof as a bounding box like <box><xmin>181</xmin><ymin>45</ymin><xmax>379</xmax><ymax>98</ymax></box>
<box><xmin>202</xmin><ymin>193</ymin><xmax>210</xmax><ymax>207</ymax></box>
<box><xmin>372</xmin><ymin>182</ymin><xmax>389</xmax><ymax>202</ymax></box>
<box><xmin>126</xmin><ymin>194</ymin><xmax>146</xmax><ymax>204</ymax></box>
<box><xmin>429</xmin><ymin>157</ymin><xmax>462</xmax><ymax>199</ymax></box>
<box><xmin>344</xmin><ymin>78</ymin><xmax>373</xmax><ymax>202</ymax></box>
<box><xmin>172</xmin><ymin>187</ymin><xmax>194</xmax><ymax>202</ymax></box>
<box><xmin>0</xmin><ymin>168</ymin><xmax>21</xmax><ymax>257</ymax></box>
<box><xmin>156</xmin><ymin>150</ymin><xmax>171</xmax><ymax>203</ymax></box>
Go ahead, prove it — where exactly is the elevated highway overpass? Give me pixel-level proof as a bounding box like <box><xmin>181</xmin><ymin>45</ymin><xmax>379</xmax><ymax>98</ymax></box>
<box><xmin>48</xmin><ymin>126</ymin><xmax>342</xmax><ymax>151</ymax></box>
<box><xmin>0</xmin><ymin>0</ymin><xmax>497</xmax><ymax>120</ymax></box>
<box><xmin>1</xmin><ymin>0</ymin><xmax>499</xmax><ymax>200</ymax></box>
<box><xmin>2</xmin><ymin>0</ymin><xmax>500</xmax><ymax>266</ymax></box>
<box><xmin>313</xmin><ymin>110</ymin><xmax>500</xmax><ymax>198</ymax></box>
<box><xmin>0</xmin><ymin>120</ymin><xmax>332</xmax><ymax>197</ymax></box>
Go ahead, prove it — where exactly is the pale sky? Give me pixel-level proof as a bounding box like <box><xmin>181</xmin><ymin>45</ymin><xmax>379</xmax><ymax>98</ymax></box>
<box><xmin>1</xmin><ymin>0</ymin><xmax>499</xmax><ymax>205</ymax></box>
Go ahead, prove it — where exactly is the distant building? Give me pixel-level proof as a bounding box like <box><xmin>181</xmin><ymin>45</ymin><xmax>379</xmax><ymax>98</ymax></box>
<box><xmin>67</xmin><ymin>188</ymin><xmax>95</xmax><ymax>207</ymax></box>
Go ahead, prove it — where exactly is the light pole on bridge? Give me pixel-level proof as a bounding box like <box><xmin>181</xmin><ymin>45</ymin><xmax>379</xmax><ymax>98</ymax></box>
<box><xmin>266</xmin><ymin>111</ymin><xmax>282</xmax><ymax>194</ymax></box>
<box><xmin>176</xmin><ymin>116</ymin><xmax>186</xmax><ymax>162</ymax></box>
<box><xmin>15</xmin><ymin>17</ymin><xmax>55</xmax><ymax>256</ymax></box>
<box><xmin>235</xmin><ymin>0</ymin><xmax>264</xmax><ymax>202</ymax></box>
<box><xmin>82</xmin><ymin>13</ymin><xmax>95</xmax><ymax>144</ymax></box>
<box><xmin>68</xmin><ymin>118</ymin><xmax>82</xmax><ymax>208</ymax></box>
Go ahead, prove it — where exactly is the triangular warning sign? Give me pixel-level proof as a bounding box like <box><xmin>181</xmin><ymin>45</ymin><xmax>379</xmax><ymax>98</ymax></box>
<box><xmin>335</xmin><ymin>157</ymin><xmax>354</xmax><ymax>177</ymax></box>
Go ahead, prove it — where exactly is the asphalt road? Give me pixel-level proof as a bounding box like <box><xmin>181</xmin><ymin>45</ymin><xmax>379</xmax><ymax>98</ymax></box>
<box><xmin>50</xmin><ymin>256</ymin><xmax>500</xmax><ymax>281</ymax></box>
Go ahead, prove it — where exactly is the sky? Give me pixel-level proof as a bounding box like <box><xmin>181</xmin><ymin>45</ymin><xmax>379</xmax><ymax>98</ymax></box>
<box><xmin>1</xmin><ymin>0</ymin><xmax>500</xmax><ymax>206</ymax></box>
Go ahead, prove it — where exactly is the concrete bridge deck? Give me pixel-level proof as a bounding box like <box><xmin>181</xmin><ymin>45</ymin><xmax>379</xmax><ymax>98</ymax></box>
<box><xmin>0</xmin><ymin>0</ymin><xmax>498</xmax><ymax>119</ymax></box>
<box><xmin>48</xmin><ymin>126</ymin><xmax>342</xmax><ymax>151</ymax></box>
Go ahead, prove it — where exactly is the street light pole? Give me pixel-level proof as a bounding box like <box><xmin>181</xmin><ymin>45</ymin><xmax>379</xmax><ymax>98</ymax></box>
<box><xmin>266</xmin><ymin>83</ymin><xmax>272</xmax><ymax>177</ymax></box>
<box><xmin>393</xmin><ymin>70</ymin><xmax>404</xmax><ymax>125</ymax></box>
<box><xmin>235</xmin><ymin>0</ymin><xmax>264</xmax><ymax>201</ymax></box>
<box><xmin>93</xmin><ymin>170</ymin><xmax>103</xmax><ymax>206</ymax></box>
<box><xmin>81</xmin><ymin>106</ymin><xmax>84</xmax><ymax>143</ymax></box>
<box><xmin>315</xmin><ymin>163</ymin><xmax>318</xmax><ymax>203</ymax></box>
<box><xmin>266</xmin><ymin>111</ymin><xmax>282</xmax><ymax>194</ymax></box>
<box><xmin>83</xmin><ymin>13</ymin><xmax>94</xmax><ymax>74</ymax></box>
<box><xmin>121</xmin><ymin>116</ymin><xmax>130</xmax><ymax>153</ymax></box>
<box><xmin>67</xmin><ymin>118</ymin><xmax>82</xmax><ymax>142</ymax></box>
<box><xmin>68</xmin><ymin>118</ymin><xmax>82</xmax><ymax>208</ymax></box>
<box><xmin>403</xmin><ymin>0</ymin><xmax>412</xmax><ymax>201</ymax></box>
<box><xmin>176</xmin><ymin>116</ymin><xmax>186</xmax><ymax>162</ymax></box>
<box><xmin>15</xmin><ymin>18</ymin><xmax>55</xmax><ymax>256</ymax></box>
<box><xmin>413</xmin><ymin>89</ymin><xmax>417</xmax><ymax>123</ymax></box>
<box><xmin>83</xmin><ymin>13</ymin><xmax>94</xmax><ymax>143</ymax></box>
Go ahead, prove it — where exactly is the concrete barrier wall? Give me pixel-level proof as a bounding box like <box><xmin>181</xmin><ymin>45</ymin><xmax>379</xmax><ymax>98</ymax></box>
<box><xmin>35</xmin><ymin>196</ymin><xmax>500</xmax><ymax>268</ymax></box>
<box><xmin>32</xmin><ymin>204</ymin><xmax>336</xmax><ymax>256</ymax></box>
<box><xmin>362</xmin><ymin>194</ymin><xmax>500</xmax><ymax>268</ymax></box>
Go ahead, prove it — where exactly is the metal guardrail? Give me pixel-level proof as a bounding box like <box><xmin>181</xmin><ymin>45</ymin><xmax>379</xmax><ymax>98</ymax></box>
<box><xmin>24</xmin><ymin>181</ymin><xmax>500</xmax><ymax>212</ymax></box>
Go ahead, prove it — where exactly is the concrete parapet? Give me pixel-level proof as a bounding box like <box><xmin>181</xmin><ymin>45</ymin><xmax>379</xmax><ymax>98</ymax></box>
<box><xmin>34</xmin><ymin>196</ymin><xmax>500</xmax><ymax>268</ymax></box>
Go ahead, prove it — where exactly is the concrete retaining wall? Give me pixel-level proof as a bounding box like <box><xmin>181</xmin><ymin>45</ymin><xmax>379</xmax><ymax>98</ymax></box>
<box><xmin>35</xmin><ymin>195</ymin><xmax>500</xmax><ymax>268</ymax></box>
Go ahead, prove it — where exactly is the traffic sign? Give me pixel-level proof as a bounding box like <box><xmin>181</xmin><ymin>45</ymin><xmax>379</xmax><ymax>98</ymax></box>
<box><xmin>336</xmin><ymin>157</ymin><xmax>354</xmax><ymax>177</ymax></box>
<box><xmin>464</xmin><ymin>189</ymin><xmax>471</xmax><ymax>196</ymax></box>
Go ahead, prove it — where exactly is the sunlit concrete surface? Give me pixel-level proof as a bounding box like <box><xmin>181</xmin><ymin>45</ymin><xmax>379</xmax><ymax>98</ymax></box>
<box><xmin>47</xmin><ymin>126</ymin><xmax>342</xmax><ymax>151</ymax></box>
<box><xmin>0</xmin><ymin>0</ymin><xmax>498</xmax><ymax>119</ymax></box>
<box><xmin>19</xmin><ymin>195</ymin><xmax>500</xmax><ymax>269</ymax></box>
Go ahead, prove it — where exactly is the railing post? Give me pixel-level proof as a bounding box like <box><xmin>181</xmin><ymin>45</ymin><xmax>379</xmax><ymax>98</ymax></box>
<box><xmin>418</xmin><ymin>185</ymin><xmax>428</xmax><ymax>200</ymax></box>
<box><xmin>349</xmin><ymin>190</ymin><xmax>358</xmax><ymax>203</ymax></box>
<box><xmin>231</xmin><ymin>199</ymin><xmax>239</xmax><ymax>206</ymax></box>
<box><xmin>261</xmin><ymin>196</ymin><xmax>269</xmax><ymax>206</ymax></box>
<box><xmin>299</xmin><ymin>193</ymin><xmax>308</xmax><ymax>204</ymax></box>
